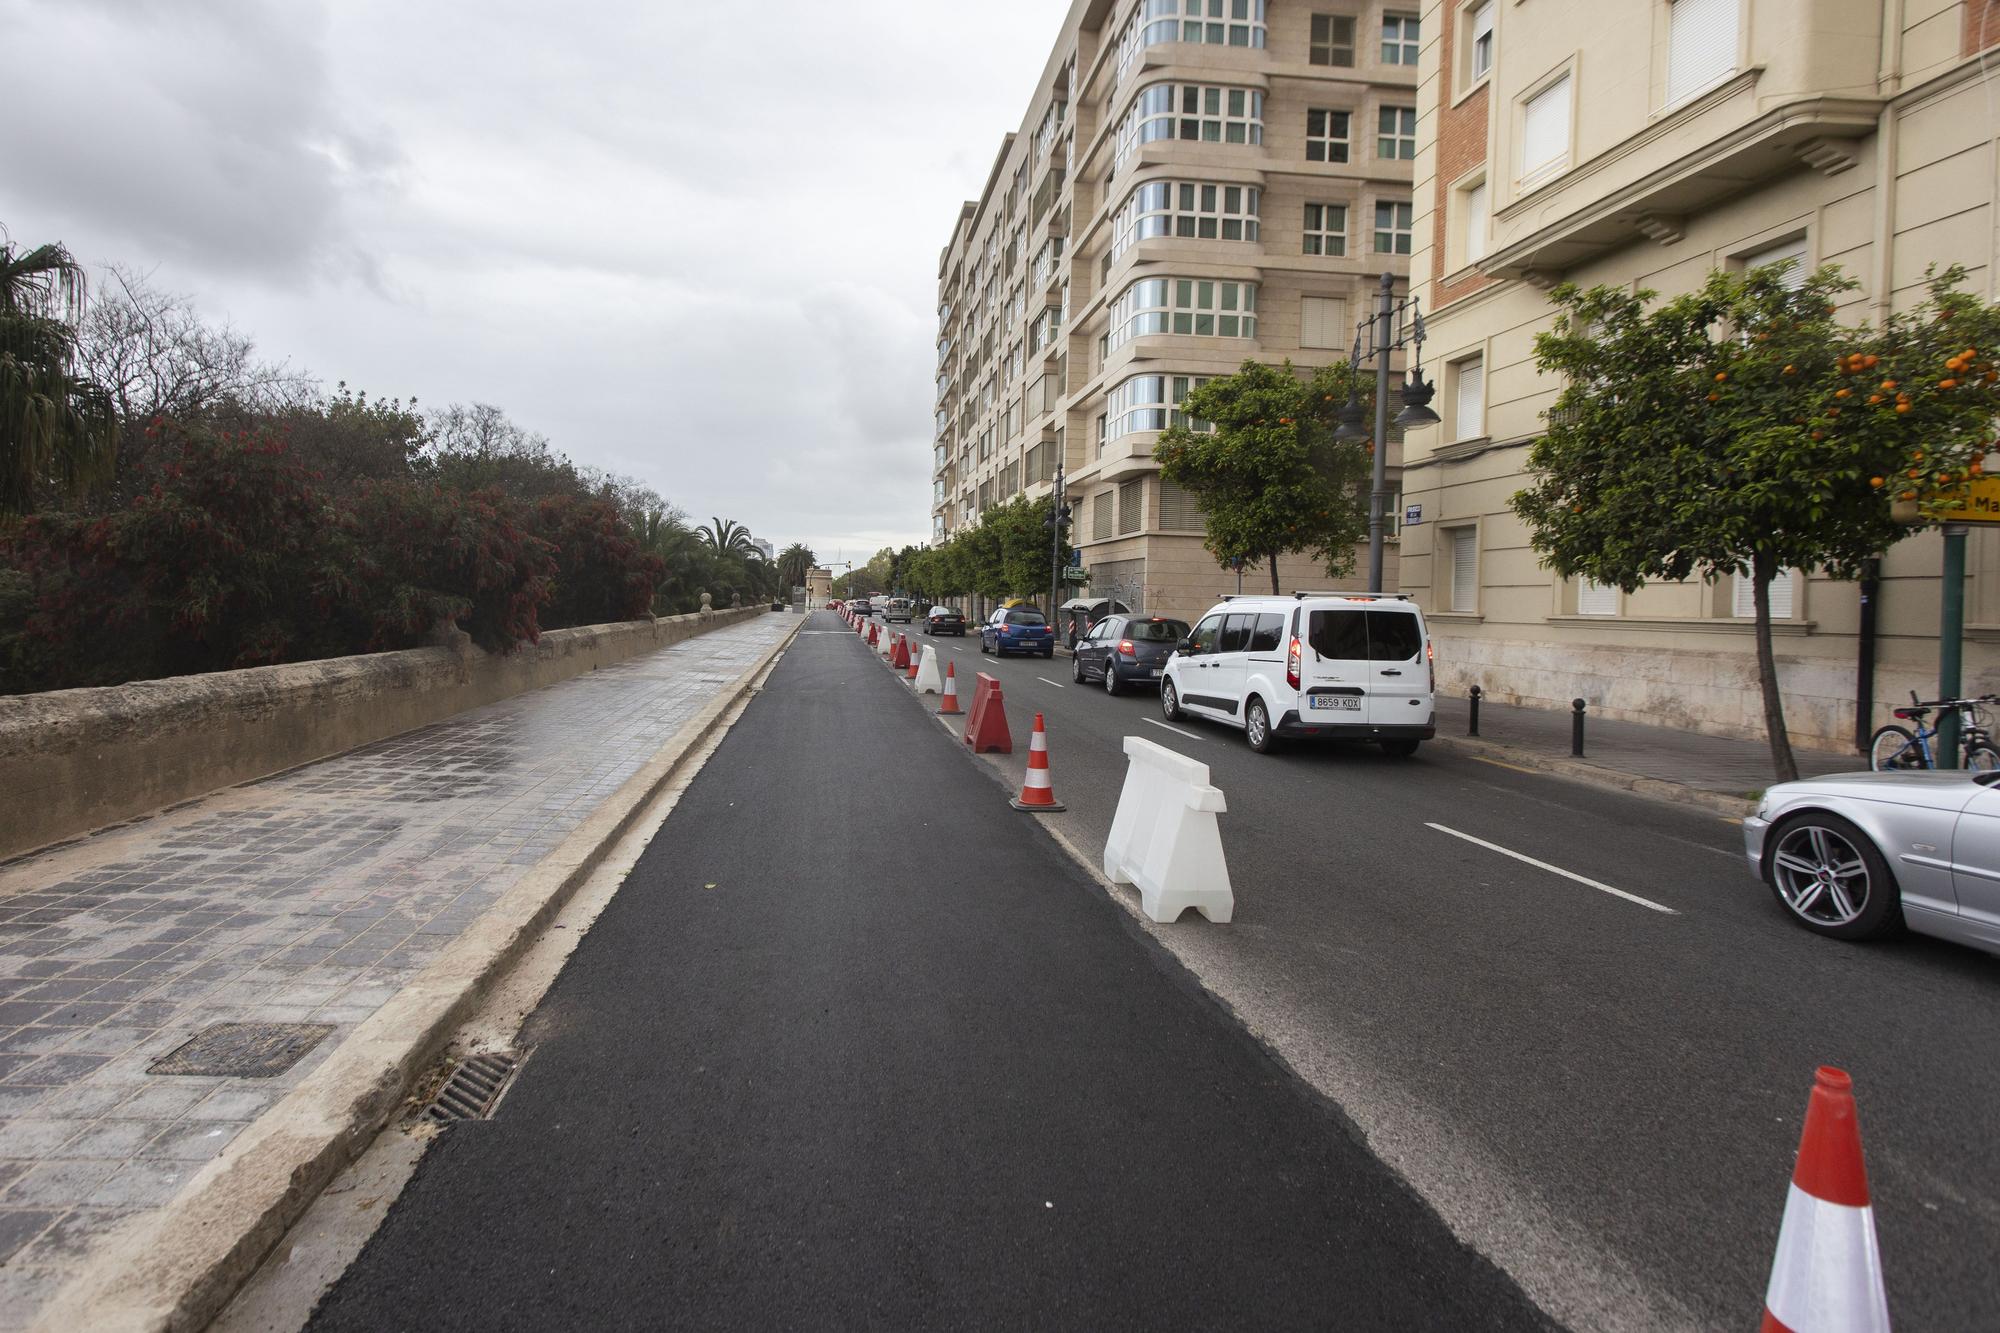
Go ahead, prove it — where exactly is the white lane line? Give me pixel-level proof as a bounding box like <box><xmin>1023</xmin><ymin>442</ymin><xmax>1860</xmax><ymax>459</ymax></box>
<box><xmin>1142</xmin><ymin>717</ymin><xmax>1204</xmax><ymax>741</ymax></box>
<box><xmin>1426</xmin><ymin>823</ymin><xmax>1677</xmax><ymax>914</ymax></box>
<box><xmin>1036</xmin><ymin>677</ymin><xmax>1065</xmax><ymax>689</ymax></box>
<box><xmin>983</xmin><ymin>656</ymin><xmax>1002</xmax><ymax>665</ymax></box>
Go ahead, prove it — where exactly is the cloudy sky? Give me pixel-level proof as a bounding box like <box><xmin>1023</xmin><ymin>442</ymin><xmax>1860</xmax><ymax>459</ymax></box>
<box><xmin>0</xmin><ymin>0</ymin><xmax>1072</xmax><ymax>564</ymax></box>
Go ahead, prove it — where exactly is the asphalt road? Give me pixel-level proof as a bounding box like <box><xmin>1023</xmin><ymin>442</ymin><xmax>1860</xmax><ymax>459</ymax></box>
<box><xmin>893</xmin><ymin>612</ymin><xmax>2000</xmax><ymax>1330</ymax></box>
<box><xmin>308</xmin><ymin>615</ymin><xmax>1548</xmax><ymax>1331</ymax></box>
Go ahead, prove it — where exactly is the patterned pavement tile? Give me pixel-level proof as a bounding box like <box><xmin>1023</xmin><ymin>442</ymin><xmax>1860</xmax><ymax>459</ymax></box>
<box><xmin>0</xmin><ymin>613</ymin><xmax>791</xmax><ymax>1325</ymax></box>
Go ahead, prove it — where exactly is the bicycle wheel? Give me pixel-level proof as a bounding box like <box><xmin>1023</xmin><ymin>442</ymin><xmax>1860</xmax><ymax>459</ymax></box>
<box><xmin>1868</xmin><ymin>724</ymin><xmax>1926</xmax><ymax>771</ymax></box>
<box><xmin>1965</xmin><ymin>742</ymin><xmax>2000</xmax><ymax>773</ymax></box>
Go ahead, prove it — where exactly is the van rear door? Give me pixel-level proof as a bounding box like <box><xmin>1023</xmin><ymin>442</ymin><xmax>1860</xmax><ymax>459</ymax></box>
<box><xmin>1363</xmin><ymin>609</ymin><xmax>1430</xmax><ymax>728</ymax></box>
<box><xmin>1301</xmin><ymin>608</ymin><xmax>1369</xmax><ymax>724</ymax></box>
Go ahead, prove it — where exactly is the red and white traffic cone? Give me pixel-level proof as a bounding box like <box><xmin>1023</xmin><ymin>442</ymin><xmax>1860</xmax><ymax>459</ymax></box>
<box><xmin>1010</xmin><ymin>713</ymin><xmax>1066</xmax><ymax>812</ymax></box>
<box><xmin>1761</xmin><ymin>1066</ymin><xmax>1890</xmax><ymax>1333</ymax></box>
<box><xmin>939</xmin><ymin>660</ymin><xmax>961</xmax><ymax>714</ymax></box>
<box><xmin>906</xmin><ymin>645</ymin><xmax>921</xmax><ymax>681</ymax></box>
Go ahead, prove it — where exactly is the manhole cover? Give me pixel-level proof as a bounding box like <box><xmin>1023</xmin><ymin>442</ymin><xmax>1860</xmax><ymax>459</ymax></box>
<box><xmin>149</xmin><ymin>1023</ymin><xmax>336</xmax><ymax>1078</ymax></box>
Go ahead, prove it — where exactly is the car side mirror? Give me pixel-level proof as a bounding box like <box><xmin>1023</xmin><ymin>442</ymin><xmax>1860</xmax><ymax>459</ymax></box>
<box><xmin>1177</xmin><ymin>637</ymin><xmax>1195</xmax><ymax>655</ymax></box>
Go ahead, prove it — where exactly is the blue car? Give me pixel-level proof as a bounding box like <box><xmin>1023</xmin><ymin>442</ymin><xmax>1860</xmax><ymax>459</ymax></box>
<box><xmin>981</xmin><ymin>606</ymin><xmax>1055</xmax><ymax>658</ymax></box>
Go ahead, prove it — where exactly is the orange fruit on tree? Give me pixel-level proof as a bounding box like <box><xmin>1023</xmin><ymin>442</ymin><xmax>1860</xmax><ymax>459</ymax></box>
<box><xmin>1863</xmin><ymin>354</ymin><xmax>1878</xmax><ymax>368</ymax></box>
<box><xmin>1870</xmin><ymin>476</ymin><xmax>1885</xmax><ymax>488</ymax></box>
<box><xmin>1714</xmin><ymin>372</ymin><xmax>1728</xmax><ymax>382</ymax></box>
<box><xmin>1901</xmin><ymin>489</ymin><xmax>1918</xmax><ymax>500</ymax></box>
<box><xmin>1836</xmin><ymin>388</ymin><xmax>1851</xmax><ymax>398</ymax></box>
<box><xmin>1868</xmin><ymin>394</ymin><xmax>1884</xmax><ymax>404</ymax></box>
<box><xmin>1941</xmin><ymin>378</ymin><xmax>1959</xmax><ymax>389</ymax></box>
<box><xmin>1908</xmin><ymin>468</ymin><xmax>1923</xmax><ymax>478</ymax></box>
<box><xmin>1882</xmin><ymin>379</ymin><xmax>1898</xmax><ymax>390</ymax></box>
<box><xmin>1783</xmin><ymin>364</ymin><xmax>1797</xmax><ymax>374</ymax></box>
<box><xmin>1897</xmin><ymin>401</ymin><xmax>1913</xmax><ymax>413</ymax></box>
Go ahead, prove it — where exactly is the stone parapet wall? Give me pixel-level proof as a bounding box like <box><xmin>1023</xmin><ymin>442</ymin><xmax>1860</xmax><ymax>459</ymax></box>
<box><xmin>0</xmin><ymin>608</ymin><xmax>767</xmax><ymax>860</ymax></box>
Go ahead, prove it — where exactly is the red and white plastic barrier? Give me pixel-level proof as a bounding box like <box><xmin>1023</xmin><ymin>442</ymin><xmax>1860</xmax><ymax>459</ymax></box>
<box><xmin>1761</xmin><ymin>1066</ymin><xmax>1890</xmax><ymax>1333</ymax></box>
<box><xmin>1010</xmin><ymin>713</ymin><xmax>1065</xmax><ymax>812</ymax></box>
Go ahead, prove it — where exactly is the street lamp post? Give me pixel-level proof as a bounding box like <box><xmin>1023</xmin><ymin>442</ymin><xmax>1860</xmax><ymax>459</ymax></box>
<box><xmin>1044</xmin><ymin>460</ymin><xmax>1070</xmax><ymax>622</ymax></box>
<box><xmin>1335</xmin><ymin>272</ymin><xmax>1439</xmax><ymax>594</ymax></box>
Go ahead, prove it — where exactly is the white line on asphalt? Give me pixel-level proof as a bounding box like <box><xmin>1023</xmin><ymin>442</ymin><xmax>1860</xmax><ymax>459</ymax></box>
<box><xmin>1424</xmin><ymin>823</ymin><xmax>1678</xmax><ymax>915</ymax></box>
<box><xmin>1142</xmin><ymin>717</ymin><xmax>1204</xmax><ymax>741</ymax></box>
<box><xmin>983</xmin><ymin>657</ymin><xmax>1002</xmax><ymax>664</ymax></box>
<box><xmin>1036</xmin><ymin>677</ymin><xmax>1065</xmax><ymax>688</ymax></box>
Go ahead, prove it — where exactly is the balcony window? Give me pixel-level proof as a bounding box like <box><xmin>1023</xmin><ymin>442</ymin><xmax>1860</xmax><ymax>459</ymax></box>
<box><xmin>1113</xmin><ymin>82</ymin><xmax>1265</xmax><ymax>175</ymax></box>
<box><xmin>1107</xmin><ymin>277</ymin><xmax>1259</xmax><ymax>351</ymax></box>
<box><xmin>1303</xmin><ymin>202</ymin><xmax>1348</xmax><ymax>256</ymax></box>
<box><xmin>1306</xmin><ymin>109</ymin><xmax>1351</xmax><ymax>163</ymax></box>
<box><xmin>1108</xmin><ymin>373</ymin><xmax>1216</xmax><ymax>439</ymax></box>
<box><xmin>1451</xmin><ymin>354</ymin><xmax>1484</xmax><ymax>441</ymax></box>
<box><xmin>1461</xmin><ymin>178</ymin><xmax>1488</xmax><ymax>265</ymax></box>
<box><xmin>1377</xmin><ymin>106</ymin><xmax>1416</xmax><ymax>161</ymax></box>
<box><xmin>1373</xmin><ymin>201</ymin><xmax>1413</xmax><ymax>254</ymax></box>
<box><xmin>1381</xmin><ymin>14</ymin><xmax>1420</xmax><ymax>65</ymax></box>
<box><xmin>1310</xmin><ymin>14</ymin><xmax>1355</xmax><ymax>66</ymax></box>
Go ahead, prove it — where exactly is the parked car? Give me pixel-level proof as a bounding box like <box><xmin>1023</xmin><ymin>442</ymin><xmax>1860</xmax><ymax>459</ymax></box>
<box><xmin>1159</xmin><ymin>593</ymin><xmax>1436</xmax><ymax>755</ymax></box>
<box><xmin>883</xmin><ymin>597</ymin><xmax>915</xmax><ymax>623</ymax></box>
<box><xmin>1071</xmin><ymin>615</ymin><xmax>1189</xmax><ymax>695</ymax></box>
<box><xmin>925</xmin><ymin>604</ymin><xmax>967</xmax><ymax>636</ymax></box>
<box><xmin>849</xmin><ymin>599</ymin><xmax>874</xmax><ymax>618</ymax></box>
<box><xmin>1744</xmin><ymin>769</ymin><xmax>2000</xmax><ymax>952</ymax></box>
<box><xmin>980</xmin><ymin>605</ymin><xmax>1054</xmax><ymax>658</ymax></box>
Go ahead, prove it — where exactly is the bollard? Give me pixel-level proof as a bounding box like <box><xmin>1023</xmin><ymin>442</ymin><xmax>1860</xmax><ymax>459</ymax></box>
<box><xmin>1468</xmin><ymin>684</ymin><xmax>1482</xmax><ymax>737</ymax></box>
<box><xmin>1571</xmin><ymin>697</ymin><xmax>1587</xmax><ymax>757</ymax></box>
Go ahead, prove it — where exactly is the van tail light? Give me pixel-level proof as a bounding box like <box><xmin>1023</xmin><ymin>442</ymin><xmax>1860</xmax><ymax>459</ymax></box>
<box><xmin>1117</xmin><ymin>639</ymin><xmax>1136</xmax><ymax>657</ymax></box>
<box><xmin>1426</xmin><ymin>639</ymin><xmax>1435</xmax><ymax>692</ymax></box>
<box><xmin>1286</xmin><ymin>636</ymin><xmax>1302</xmax><ymax>690</ymax></box>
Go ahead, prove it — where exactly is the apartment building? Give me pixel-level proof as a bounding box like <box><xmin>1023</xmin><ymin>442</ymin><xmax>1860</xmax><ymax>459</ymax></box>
<box><xmin>933</xmin><ymin>0</ymin><xmax>1421</xmax><ymax>621</ymax></box>
<box><xmin>1400</xmin><ymin>0</ymin><xmax>2000</xmax><ymax>750</ymax></box>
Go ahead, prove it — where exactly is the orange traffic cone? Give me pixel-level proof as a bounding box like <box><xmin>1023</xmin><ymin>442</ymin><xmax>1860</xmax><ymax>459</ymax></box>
<box><xmin>939</xmin><ymin>660</ymin><xmax>961</xmax><ymax>714</ymax></box>
<box><xmin>906</xmin><ymin>645</ymin><xmax>921</xmax><ymax>681</ymax></box>
<box><xmin>868</xmin><ymin>622</ymin><xmax>879</xmax><ymax>647</ymax></box>
<box><xmin>1010</xmin><ymin>713</ymin><xmax>1066</xmax><ymax>812</ymax></box>
<box><xmin>1760</xmin><ymin>1067</ymin><xmax>1890</xmax><ymax>1333</ymax></box>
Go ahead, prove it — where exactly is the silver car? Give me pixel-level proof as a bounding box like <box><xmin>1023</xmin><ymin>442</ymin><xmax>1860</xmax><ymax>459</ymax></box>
<box><xmin>1744</xmin><ymin>770</ymin><xmax>2000</xmax><ymax>953</ymax></box>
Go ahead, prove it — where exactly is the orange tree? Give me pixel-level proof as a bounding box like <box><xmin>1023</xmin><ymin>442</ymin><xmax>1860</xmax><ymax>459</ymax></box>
<box><xmin>1512</xmin><ymin>264</ymin><xmax>2000</xmax><ymax>781</ymax></box>
<box><xmin>1154</xmin><ymin>359</ymin><xmax>1371</xmax><ymax>594</ymax></box>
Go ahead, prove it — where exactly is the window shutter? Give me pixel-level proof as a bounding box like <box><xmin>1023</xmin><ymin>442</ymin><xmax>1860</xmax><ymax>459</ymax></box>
<box><xmin>1093</xmin><ymin>490</ymin><xmax>1114</xmax><ymax>540</ymax></box>
<box><xmin>1119</xmin><ymin>479</ymin><xmax>1144</xmax><ymax>534</ymax></box>
<box><xmin>1734</xmin><ymin>569</ymin><xmax>1795</xmax><ymax>618</ymax></box>
<box><xmin>1470</xmin><ymin>2</ymin><xmax>1495</xmax><ymax>77</ymax></box>
<box><xmin>1743</xmin><ymin>236</ymin><xmax>1808</xmax><ymax>291</ymax></box>
<box><xmin>1667</xmin><ymin>0</ymin><xmax>1738</xmax><ymax>107</ymax></box>
<box><xmin>1454</xmin><ymin>358</ymin><xmax>1484</xmax><ymax>440</ymax></box>
<box><xmin>1300</xmin><ymin>296</ymin><xmax>1344</xmax><ymax>349</ymax></box>
<box><xmin>1450</xmin><ymin>529</ymin><xmax>1477</xmax><ymax>611</ymax></box>
<box><xmin>1577</xmin><ymin>577</ymin><xmax>1618</xmax><ymax>616</ymax></box>
<box><xmin>1463</xmin><ymin>181</ymin><xmax>1488</xmax><ymax>263</ymax></box>
<box><xmin>1521</xmin><ymin>75</ymin><xmax>1570</xmax><ymax>178</ymax></box>
<box><xmin>1159</xmin><ymin>479</ymin><xmax>1203</xmax><ymax>530</ymax></box>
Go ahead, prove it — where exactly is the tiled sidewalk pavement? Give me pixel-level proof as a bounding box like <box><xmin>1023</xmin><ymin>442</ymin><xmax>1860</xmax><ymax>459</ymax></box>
<box><xmin>1433</xmin><ymin>693</ymin><xmax>1862</xmax><ymax>797</ymax></box>
<box><xmin>0</xmin><ymin>613</ymin><xmax>795</xmax><ymax>1324</ymax></box>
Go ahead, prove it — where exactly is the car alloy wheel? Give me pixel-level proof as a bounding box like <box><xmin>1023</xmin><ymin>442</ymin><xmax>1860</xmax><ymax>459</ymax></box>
<box><xmin>1161</xmin><ymin>680</ymin><xmax>1182</xmax><ymax>721</ymax></box>
<box><xmin>1767</xmin><ymin>814</ymin><xmax>1900</xmax><ymax>939</ymax></box>
<box><xmin>1072</xmin><ymin>655</ymin><xmax>1085</xmax><ymax>683</ymax></box>
<box><xmin>1245</xmin><ymin>698</ymin><xmax>1276</xmax><ymax>753</ymax></box>
<box><xmin>1103</xmin><ymin>662</ymin><xmax>1120</xmax><ymax>695</ymax></box>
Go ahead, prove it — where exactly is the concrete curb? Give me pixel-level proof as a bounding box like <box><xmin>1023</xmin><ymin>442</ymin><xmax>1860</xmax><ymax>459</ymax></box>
<box><xmin>1426</xmin><ymin>733</ymin><xmax>1759</xmax><ymax>818</ymax></box>
<box><xmin>33</xmin><ymin>615</ymin><xmax>805</xmax><ymax>1333</ymax></box>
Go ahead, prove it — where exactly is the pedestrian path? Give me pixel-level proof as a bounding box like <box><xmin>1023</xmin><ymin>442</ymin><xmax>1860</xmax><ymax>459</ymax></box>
<box><xmin>308</xmin><ymin>614</ymin><xmax>1546</xmax><ymax>1329</ymax></box>
<box><xmin>0</xmin><ymin>612</ymin><xmax>793</xmax><ymax>1327</ymax></box>
<box><xmin>1433</xmin><ymin>693</ymin><xmax>1860</xmax><ymax>798</ymax></box>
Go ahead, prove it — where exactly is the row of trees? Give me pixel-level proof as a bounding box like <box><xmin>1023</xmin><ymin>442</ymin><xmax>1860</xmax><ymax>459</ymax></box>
<box><xmin>0</xmin><ymin>234</ymin><xmax>798</xmax><ymax>693</ymax></box>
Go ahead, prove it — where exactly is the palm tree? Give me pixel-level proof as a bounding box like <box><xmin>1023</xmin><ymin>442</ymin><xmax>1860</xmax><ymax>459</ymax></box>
<box><xmin>1</xmin><ymin>236</ymin><xmax>117</xmax><ymax>515</ymax></box>
<box><xmin>699</xmin><ymin>517</ymin><xmax>758</xmax><ymax>558</ymax></box>
<box><xmin>776</xmin><ymin>542</ymin><xmax>815</xmax><ymax>592</ymax></box>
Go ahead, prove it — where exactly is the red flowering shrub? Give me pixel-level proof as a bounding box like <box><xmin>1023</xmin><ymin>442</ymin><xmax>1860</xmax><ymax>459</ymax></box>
<box><xmin>531</xmin><ymin>493</ymin><xmax>664</xmax><ymax>630</ymax></box>
<box><xmin>347</xmin><ymin>482</ymin><xmax>555</xmax><ymax>652</ymax></box>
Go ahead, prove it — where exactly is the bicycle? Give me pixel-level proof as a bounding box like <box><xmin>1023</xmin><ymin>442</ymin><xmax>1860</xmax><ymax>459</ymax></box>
<box><xmin>1867</xmin><ymin>692</ymin><xmax>2000</xmax><ymax>771</ymax></box>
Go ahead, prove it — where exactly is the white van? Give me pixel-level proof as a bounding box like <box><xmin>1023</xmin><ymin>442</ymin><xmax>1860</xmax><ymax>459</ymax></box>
<box><xmin>1159</xmin><ymin>593</ymin><xmax>1436</xmax><ymax>755</ymax></box>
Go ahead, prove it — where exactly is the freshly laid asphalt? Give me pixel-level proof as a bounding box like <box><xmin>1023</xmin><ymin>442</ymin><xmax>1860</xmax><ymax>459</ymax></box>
<box><xmin>309</xmin><ymin>617</ymin><xmax>1550</xmax><ymax>1330</ymax></box>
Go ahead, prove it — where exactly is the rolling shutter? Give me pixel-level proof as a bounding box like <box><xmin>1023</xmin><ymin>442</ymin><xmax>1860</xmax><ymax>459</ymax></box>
<box><xmin>1576</xmin><ymin>577</ymin><xmax>1618</xmax><ymax>616</ymax></box>
<box><xmin>1734</xmin><ymin>569</ymin><xmax>1795</xmax><ymax>619</ymax></box>
<box><xmin>1454</xmin><ymin>357</ymin><xmax>1484</xmax><ymax>440</ymax></box>
<box><xmin>1667</xmin><ymin>0</ymin><xmax>1738</xmax><ymax>107</ymax></box>
<box><xmin>1119</xmin><ymin>479</ymin><xmax>1144</xmax><ymax>534</ymax></box>
<box><xmin>1450</xmin><ymin>528</ymin><xmax>1478</xmax><ymax>611</ymax></box>
<box><xmin>1521</xmin><ymin>75</ymin><xmax>1571</xmax><ymax>178</ymax></box>
<box><xmin>1743</xmin><ymin>236</ymin><xmax>1808</xmax><ymax>291</ymax></box>
<box><xmin>1093</xmin><ymin>490</ymin><xmax>1114</xmax><ymax>541</ymax></box>
<box><xmin>1301</xmin><ymin>296</ymin><xmax>1346</xmax><ymax>350</ymax></box>
<box><xmin>1463</xmin><ymin>181</ymin><xmax>1488</xmax><ymax>263</ymax></box>
<box><xmin>1158</xmin><ymin>479</ymin><xmax>1204</xmax><ymax>530</ymax></box>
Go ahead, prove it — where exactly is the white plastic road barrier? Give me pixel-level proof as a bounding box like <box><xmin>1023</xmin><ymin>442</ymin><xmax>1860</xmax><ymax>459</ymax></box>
<box><xmin>879</xmin><ymin>629</ymin><xmax>896</xmax><ymax>662</ymax></box>
<box><xmin>1102</xmin><ymin>736</ymin><xmax>1233</xmax><ymax>924</ymax></box>
<box><xmin>914</xmin><ymin>645</ymin><xmax>942</xmax><ymax>694</ymax></box>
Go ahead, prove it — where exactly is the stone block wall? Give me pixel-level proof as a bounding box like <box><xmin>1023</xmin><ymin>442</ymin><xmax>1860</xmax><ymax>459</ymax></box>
<box><xmin>0</xmin><ymin>608</ymin><xmax>767</xmax><ymax>861</ymax></box>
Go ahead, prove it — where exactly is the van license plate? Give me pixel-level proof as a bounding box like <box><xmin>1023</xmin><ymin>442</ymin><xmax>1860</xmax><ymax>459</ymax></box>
<box><xmin>1308</xmin><ymin>693</ymin><xmax>1361</xmax><ymax>711</ymax></box>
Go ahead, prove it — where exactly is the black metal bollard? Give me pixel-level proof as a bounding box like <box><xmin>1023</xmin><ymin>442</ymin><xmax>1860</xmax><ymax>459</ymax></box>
<box><xmin>1571</xmin><ymin>698</ymin><xmax>1587</xmax><ymax>757</ymax></box>
<box><xmin>1468</xmin><ymin>684</ymin><xmax>1482</xmax><ymax>736</ymax></box>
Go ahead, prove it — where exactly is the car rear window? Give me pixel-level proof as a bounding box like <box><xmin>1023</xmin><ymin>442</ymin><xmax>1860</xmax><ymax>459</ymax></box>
<box><xmin>1127</xmin><ymin>619</ymin><xmax>1187</xmax><ymax>642</ymax></box>
<box><xmin>1007</xmin><ymin>609</ymin><xmax>1046</xmax><ymax>625</ymax></box>
<box><xmin>1307</xmin><ymin>608</ymin><xmax>1424</xmax><ymax>661</ymax></box>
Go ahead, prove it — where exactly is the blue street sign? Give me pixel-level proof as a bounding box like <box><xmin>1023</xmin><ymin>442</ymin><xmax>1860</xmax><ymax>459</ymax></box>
<box><xmin>1067</xmin><ymin>547</ymin><xmax>1083</xmax><ymax>567</ymax></box>
<box><xmin>1404</xmin><ymin>503</ymin><xmax>1423</xmax><ymax>526</ymax></box>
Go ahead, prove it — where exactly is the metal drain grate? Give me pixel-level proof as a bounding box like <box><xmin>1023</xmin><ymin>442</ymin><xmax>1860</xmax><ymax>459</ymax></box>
<box><xmin>423</xmin><ymin>1051</ymin><xmax>521</xmax><ymax>1123</ymax></box>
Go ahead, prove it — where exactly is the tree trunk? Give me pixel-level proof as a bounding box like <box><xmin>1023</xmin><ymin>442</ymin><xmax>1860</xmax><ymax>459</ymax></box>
<box><xmin>1268</xmin><ymin>549</ymin><xmax>1282</xmax><ymax>595</ymax></box>
<box><xmin>1752</xmin><ymin>550</ymin><xmax>1800</xmax><ymax>783</ymax></box>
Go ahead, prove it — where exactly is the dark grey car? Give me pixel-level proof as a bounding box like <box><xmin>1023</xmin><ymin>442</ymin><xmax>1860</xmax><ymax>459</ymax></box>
<box><xmin>1071</xmin><ymin>615</ymin><xmax>1190</xmax><ymax>696</ymax></box>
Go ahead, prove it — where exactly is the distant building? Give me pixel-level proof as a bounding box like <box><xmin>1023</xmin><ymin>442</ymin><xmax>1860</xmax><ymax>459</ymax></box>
<box><xmin>751</xmin><ymin>538</ymin><xmax>775</xmax><ymax>562</ymax></box>
<box><xmin>807</xmin><ymin>567</ymin><xmax>834</xmax><ymax>605</ymax></box>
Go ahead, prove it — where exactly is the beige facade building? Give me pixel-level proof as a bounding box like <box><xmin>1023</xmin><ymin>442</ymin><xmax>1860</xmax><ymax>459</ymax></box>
<box><xmin>934</xmin><ymin>0</ymin><xmax>1424</xmax><ymax>622</ymax></box>
<box><xmin>1399</xmin><ymin>0</ymin><xmax>2000</xmax><ymax>751</ymax></box>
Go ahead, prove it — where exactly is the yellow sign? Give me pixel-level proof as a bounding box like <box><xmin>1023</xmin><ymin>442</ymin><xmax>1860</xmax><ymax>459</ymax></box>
<box><xmin>1931</xmin><ymin>475</ymin><xmax>2000</xmax><ymax>525</ymax></box>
